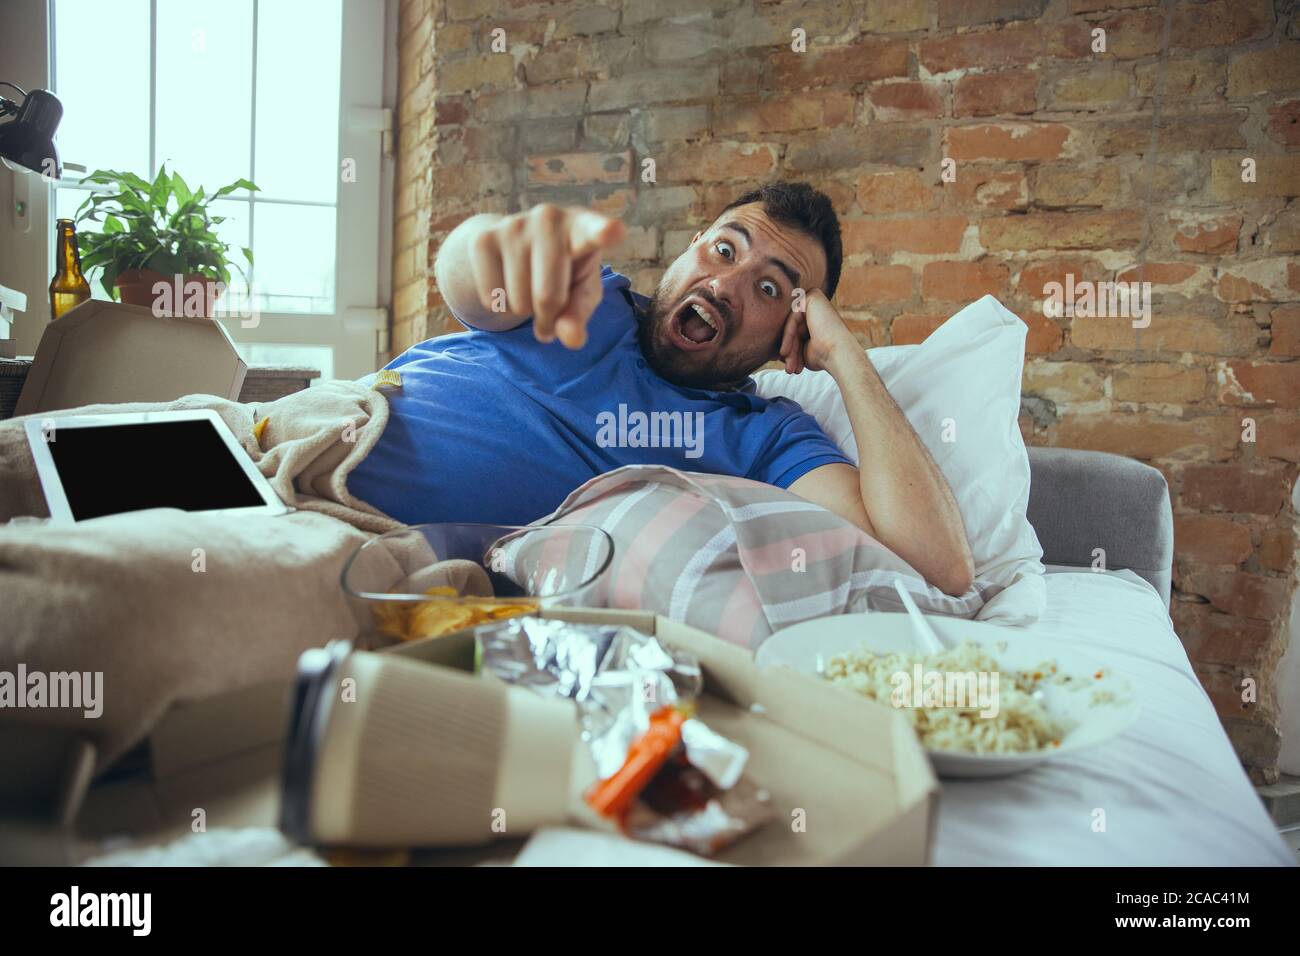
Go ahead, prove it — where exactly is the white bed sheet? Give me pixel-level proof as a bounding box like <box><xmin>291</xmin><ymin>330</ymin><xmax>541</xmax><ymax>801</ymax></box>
<box><xmin>934</xmin><ymin>568</ymin><xmax>1294</xmax><ymax>866</ymax></box>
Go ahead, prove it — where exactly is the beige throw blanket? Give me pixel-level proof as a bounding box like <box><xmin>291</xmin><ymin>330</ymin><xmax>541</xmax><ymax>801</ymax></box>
<box><xmin>0</xmin><ymin>382</ymin><xmax>400</xmax><ymax>768</ymax></box>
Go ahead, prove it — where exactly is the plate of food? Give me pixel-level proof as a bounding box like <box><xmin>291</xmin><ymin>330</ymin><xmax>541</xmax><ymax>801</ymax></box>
<box><xmin>756</xmin><ymin>610</ymin><xmax>1139</xmax><ymax>778</ymax></box>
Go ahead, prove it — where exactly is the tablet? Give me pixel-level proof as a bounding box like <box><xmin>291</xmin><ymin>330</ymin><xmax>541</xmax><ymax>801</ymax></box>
<box><xmin>25</xmin><ymin>410</ymin><xmax>292</xmax><ymax>523</ymax></box>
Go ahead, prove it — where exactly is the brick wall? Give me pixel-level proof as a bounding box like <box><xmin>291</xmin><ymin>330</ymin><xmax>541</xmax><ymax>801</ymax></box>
<box><xmin>393</xmin><ymin>0</ymin><xmax>1300</xmax><ymax>780</ymax></box>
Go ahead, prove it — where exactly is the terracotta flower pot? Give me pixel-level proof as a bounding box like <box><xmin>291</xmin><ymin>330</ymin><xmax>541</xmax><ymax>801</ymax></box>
<box><xmin>115</xmin><ymin>268</ymin><xmax>224</xmax><ymax>318</ymax></box>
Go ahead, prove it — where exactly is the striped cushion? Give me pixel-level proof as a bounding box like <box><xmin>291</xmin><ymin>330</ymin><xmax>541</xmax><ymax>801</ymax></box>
<box><xmin>523</xmin><ymin>465</ymin><xmax>988</xmax><ymax>650</ymax></box>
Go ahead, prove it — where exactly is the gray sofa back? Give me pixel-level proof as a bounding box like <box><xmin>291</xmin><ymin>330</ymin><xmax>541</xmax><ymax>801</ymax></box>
<box><xmin>1026</xmin><ymin>447</ymin><xmax>1173</xmax><ymax>606</ymax></box>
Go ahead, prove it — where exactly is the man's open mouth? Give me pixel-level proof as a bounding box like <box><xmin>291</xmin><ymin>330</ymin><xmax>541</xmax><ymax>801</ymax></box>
<box><xmin>668</xmin><ymin>296</ymin><xmax>725</xmax><ymax>352</ymax></box>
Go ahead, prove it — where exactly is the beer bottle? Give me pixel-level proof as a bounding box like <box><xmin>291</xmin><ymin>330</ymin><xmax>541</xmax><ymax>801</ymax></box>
<box><xmin>49</xmin><ymin>218</ymin><xmax>91</xmax><ymax>319</ymax></box>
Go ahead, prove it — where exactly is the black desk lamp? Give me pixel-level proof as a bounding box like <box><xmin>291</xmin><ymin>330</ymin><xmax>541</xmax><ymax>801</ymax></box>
<box><xmin>0</xmin><ymin>82</ymin><xmax>62</xmax><ymax>179</ymax></box>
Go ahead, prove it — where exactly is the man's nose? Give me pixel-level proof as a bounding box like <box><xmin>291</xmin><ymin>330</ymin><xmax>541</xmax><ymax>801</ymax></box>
<box><xmin>708</xmin><ymin>274</ymin><xmax>741</xmax><ymax>313</ymax></box>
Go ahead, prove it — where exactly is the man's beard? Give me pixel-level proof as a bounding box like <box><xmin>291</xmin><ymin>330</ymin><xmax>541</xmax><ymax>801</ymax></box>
<box><xmin>636</xmin><ymin>283</ymin><xmax>772</xmax><ymax>391</ymax></box>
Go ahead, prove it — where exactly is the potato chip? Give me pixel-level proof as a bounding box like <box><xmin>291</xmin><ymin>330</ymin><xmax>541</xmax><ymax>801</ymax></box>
<box><xmin>370</xmin><ymin>600</ymin><xmax>414</xmax><ymax>641</ymax></box>
<box><xmin>407</xmin><ymin>601</ymin><xmax>477</xmax><ymax>640</ymax></box>
<box><xmin>369</xmin><ymin>584</ymin><xmax>539</xmax><ymax>643</ymax></box>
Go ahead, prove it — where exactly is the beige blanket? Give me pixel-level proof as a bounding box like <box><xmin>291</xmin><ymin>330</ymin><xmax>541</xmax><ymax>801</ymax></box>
<box><xmin>0</xmin><ymin>381</ymin><xmax>400</xmax><ymax>768</ymax></box>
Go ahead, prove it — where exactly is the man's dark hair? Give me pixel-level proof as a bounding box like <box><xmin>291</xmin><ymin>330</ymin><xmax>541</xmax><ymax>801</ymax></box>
<box><xmin>721</xmin><ymin>181</ymin><xmax>843</xmax><ymax>299</ymax></box>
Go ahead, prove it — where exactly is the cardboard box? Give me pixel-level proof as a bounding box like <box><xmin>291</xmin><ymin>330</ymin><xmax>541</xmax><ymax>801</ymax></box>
<box><xmin>13</xmin><ymin>299</ymin><xmax>247</xmax><ymax>417</ymax></box>
<box><xmin>384</xmin><ymin>606</ymin><xmax>938</xmax><ymax>866</ymax></box>
<box><xmin>96</xmin><ymin>608</ymin><xmax>937</xmax><ymax>866</ymax></box>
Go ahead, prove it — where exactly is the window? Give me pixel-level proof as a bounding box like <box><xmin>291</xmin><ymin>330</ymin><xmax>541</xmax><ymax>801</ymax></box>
<box><xmin>48</xmin><ymin>0</ymin><xmax>390</xmax><ymax>379</ymax></box>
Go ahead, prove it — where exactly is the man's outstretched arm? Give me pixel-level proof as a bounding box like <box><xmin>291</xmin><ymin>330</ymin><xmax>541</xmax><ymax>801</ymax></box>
<box><xmin>434</xmin><ymin>205</ymin><xmax>625</xmax><ymax>348</ymax></box>
<box><xmin>787</xmin><ymin>291</ymin><xmax>974</xmax><ymax>597</ymax></box>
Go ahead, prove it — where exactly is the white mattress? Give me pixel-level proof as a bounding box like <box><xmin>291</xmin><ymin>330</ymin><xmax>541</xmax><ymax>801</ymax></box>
<box><xmin>934</xmin><ymin>568</ymin><xmax>1295</xmax><ymax>866</ymax></box>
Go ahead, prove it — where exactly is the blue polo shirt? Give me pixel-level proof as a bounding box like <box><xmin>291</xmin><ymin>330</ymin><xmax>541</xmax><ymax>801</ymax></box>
<box><xmin>348</xmin><ymin>266</ymin><xmax>852</xmax><ymax>526</ymax></box>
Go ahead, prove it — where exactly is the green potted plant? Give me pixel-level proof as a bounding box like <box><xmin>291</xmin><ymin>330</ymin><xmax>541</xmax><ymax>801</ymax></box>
<box><xmin>73</xmin><ymin>166</ymin><xmax>256</xmax><ymax>317</ymax></box>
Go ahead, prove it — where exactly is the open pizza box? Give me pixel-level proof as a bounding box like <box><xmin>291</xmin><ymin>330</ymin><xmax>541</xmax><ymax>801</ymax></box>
<box><xmin>80</xmin><ymin>608</ymin><xmax>938</xmax><ymax>866</ymax></box>
<box><xmin>12</xmin><ymin>299</ymin><xmax>247</xmax><ymax>417</ymax></box>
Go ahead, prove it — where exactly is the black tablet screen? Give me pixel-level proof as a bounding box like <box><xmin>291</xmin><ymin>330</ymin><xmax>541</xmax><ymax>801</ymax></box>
<box><xmin>45</xmin><ymin>419</ymin><xmax>270</xmax><ymax>520</ymax></box>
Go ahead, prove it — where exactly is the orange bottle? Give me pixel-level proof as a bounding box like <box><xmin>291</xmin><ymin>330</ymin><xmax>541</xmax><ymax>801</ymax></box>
<box><xmin>49</xmin><ymin>218</ymin><xmax>91</xmax><ymax>319</ymax></box>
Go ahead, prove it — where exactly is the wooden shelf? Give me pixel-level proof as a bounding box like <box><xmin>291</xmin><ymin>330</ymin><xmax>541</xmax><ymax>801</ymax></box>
<box><xmin>1</xmin><ymin>358</ymin><xmax>322</xmax><ymax>419</ymax></box>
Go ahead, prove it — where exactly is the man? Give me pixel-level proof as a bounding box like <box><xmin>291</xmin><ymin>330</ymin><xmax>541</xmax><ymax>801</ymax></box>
<box><xmin>350</xmin><ymin>182</ymin><xmax>974</xmax><ymax>596</ymax></box>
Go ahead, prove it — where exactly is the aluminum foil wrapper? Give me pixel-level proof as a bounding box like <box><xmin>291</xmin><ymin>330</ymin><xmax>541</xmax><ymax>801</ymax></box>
<box><xmin>475</xmin><ymin>618</ymin><xmax>745</xmax><ymax>784</ymax></box>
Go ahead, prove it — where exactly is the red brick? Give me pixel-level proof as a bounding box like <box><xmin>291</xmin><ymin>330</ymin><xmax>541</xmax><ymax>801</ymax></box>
<box><xmin>1254</xmin><ymin>414</ymin><xmax>1300</xmax><ymax>462</ymax></box>
<box><xmin>1259</xmin><ymin>527</ymin><xmax>1298</xmax><ymax>572</ymax></box>
<box><xmin>1218</xmin><ymin>361</ymin><xmax>1300</xmax><ymax>408</ymax></box>
<box><xmin>1023</xmin><ymin>360</ymin><xmax>1104</xmax><ymax>403</ymax></box>
<box><xmin>1179</xmin><ymin>568</ymin><xmax>1293</xmax><ymax>621</ymax></box>
<box><xmin>1071</xmin><ymin>313</ymin><xmax>1262</xmax><ymax>356</ymax></box>
<box><xmin>1044</xmin><ymin>20</ymin><xmax>1095</xmax><ymax>60</ymax></box>
<box><xmin>1172</xmin><ymin>213</ymin><xmax>1242</xmax><ymax>255</ymax></box>
<box><xmin>866</xmin><ymin>81</ymin><xmax>944</xmax><ymax>121</ymax></box>
<box><xmin>856</xmin><ymin>170</ymin><xmax>937</xmax><ymax>214</ymax></box>
<box><xmin>919</xmin><ymin>21</ymin><xmax>1044</xmax><ymax>74</ymax></box>
<box><xmin>1097</xmin><ymin>8</ymin><xmax>1165</xmax><ymax>58</ymax></box>
<box><xmin>771</xmin><ymin>39</ymin><xmax>908</xmax><ymax>89</ymax></box>
<box><xmin>1229</xmin><ymin>45</ymin><xmax>1300</xmax><ymax>98</ymax></box>
<box><xmin>1179</xmin><ymin>463</ymin><xmax>1291</xmax><ymax>514</ymax></box>
<box><xmin>841</xmin><ymin>217</ymin><xmax>968</xmax><ymax>256</ymax></box>
<box><xmin>1116</xmin><ymin>262</ymin><xmax>1201</xmax><ymax>286</ymax></box>
<box><xmin>1112</xmin><ymin>363</ymin><xmax>1207</xmax><ymax>404</ymax></box>
<box><xmin>950</xmin><ymin>167</ymin><xmax>1028</xmax><ymax>210</ymax></box>
<box><xmin>1174</xmin><ymin>514</ymin><xmax>1255</xmax><ymax>567</ymax></box>
<box><xmin>1023</xmin><ymin>312</ymin><xmax>1065</xmax><ymax>353</ymax></box>
<box><xmin>659</xmin><ymin>143</ymin><xmax>780</xmax><ymax>183</ymax></box>
<box><xmin>1051</xmin><ymin>414</ymin><xmax>1241</xmax><ymax>461</ymax></box>
<box><xmin>939</xmin><ymin>0</ymin><xmax>1047</xmax><ymax>28</ymax></box>
<box><xmin>843</xmin><ymin>313</ymin><xmax>889</xmax><ymax>348</ymax></box>
<box><xmin>1097</xmin><ymin>114</ymin><xmax>1248</xmax><ymax>157</ymax></box>
<box><xmin>785</xmin><ymin>127</ymin><xmax>932</xmax><ymax>171</ymax></box>
<box><xmin>435</xmin><ymin>95</ymin><xmax>469</xmax><ymax>126</ymax></box>
<box><xmin>1267</xmin><ymin>100</ymin><xmax>1300</xmax><ymax>148</ymax></box>
<box><xmin>449</xmin><ymin>124</ymin><xmax>517</xmax><ymax>162</ymax></box>
<box><xmin>947</xmin><ymin>124</ymin><xmax>1072</xmax><ymax>162</ymax></box>
<box><xmin>713</xmin><ymin>93</ymin><xmax>854</xmax><ymax>135</ymax></box>
<box><xmin>1067</xmin><ymin>0</ymin><xmax>1156</xmax><ymax>11</ymax></box>
<box><xmin>589</xmin><ymin>189</ymin><xmax>633</xmax><ymax>218</ymax></box>
<box><xmin>1016</xmin><ymin>257</ymin><xmax>1106</xmax><ymax>298</ymax></box>
<box><xmin>1217</xmin><ymin>258</ymin><xmax>1297</xmax><ymax>303</ymax></box>
<box><xmin>1271</xmin><ymin>306</ymin><xmax>1300</xmax><ymax>357</ymax></box>
<box><xmin>1171</xmin><ymin>0</ymin><xmax>1272</xmax><ymax>50</ymax></box>
<box><xmin>1173</xmin><ymin>602</ymin><xmax>1276</xmax><ymax>668</ymax></box>
<box><xmin>953</xmin><ymin>72</ymin><xmax>1038</xmax><ymax>117</ymax></box>
<box><xmin>980</xmin><ymin>211</ymin><xmax>1144</xmax><ymax>251</ymax></box>
<box><xmin>526</xmin><ymin>150</ymin><xmax>632</xmax><ymax>186</ymax></box>
<box><xmin>921</xmin><ymin>260</ymin><xmax>1010</xmax><ymax>302</ymax></box>
<box><xmin>892</xmin><ymin>313</ymin><xmax>947</xmax><ymax>345</ymax></box>
<box><xmin>1189</xmin><ymin>663</ymin><xmax>1249</xmax><ymax>718</ymax></box>
<box><xmin>1032</xmin><ymin>163</ymin><xmax>1122</xmax><ymax>208</ymax></box>
<box><xmin>806</xmin><ymin>178</ymin><xmax>856</xmax><ymax>215</ymax></box>
<box><xmin>837</xmin><ymin>265</ymin><xmax>914</xmax><ymax>306</ymax></box>
<box><xmin>1050</xmin><ymin>68</ymin><xmax>1132</xmax><ymax>109</ymax></box>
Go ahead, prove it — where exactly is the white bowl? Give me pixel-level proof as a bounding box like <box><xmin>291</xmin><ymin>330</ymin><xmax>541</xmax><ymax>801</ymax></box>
<box><xmin>756</xmin><ymin>613</ymin><xmax>1140</xmax><ymax>778</ymax></box>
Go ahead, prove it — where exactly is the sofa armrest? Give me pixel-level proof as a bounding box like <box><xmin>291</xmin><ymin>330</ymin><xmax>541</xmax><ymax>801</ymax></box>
<box><xmin>1026</xmin><ymin>447</ymin><xmax>1173</xmax><ymax>606</ymax></box>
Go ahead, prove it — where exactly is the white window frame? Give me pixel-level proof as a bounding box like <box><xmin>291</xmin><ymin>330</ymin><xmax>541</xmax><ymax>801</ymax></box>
<box><xmin>43</xmin><ymin>0</ymin><xmax>392</xmax><ymax>380</ymax></box>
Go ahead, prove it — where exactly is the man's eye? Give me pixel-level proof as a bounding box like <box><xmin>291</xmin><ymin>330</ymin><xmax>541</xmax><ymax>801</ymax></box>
<box><xmin>715</xmin><ymin>241</ymin><xmax>734</xmax><ymax>259</ymax></box>
<box><xmin>760</xmin><ymin>280</ymin><xmax>779</xmax><ymax>298</ymax></box>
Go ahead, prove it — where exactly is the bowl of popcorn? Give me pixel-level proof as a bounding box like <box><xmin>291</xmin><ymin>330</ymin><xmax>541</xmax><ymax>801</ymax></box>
<box><xmin>341</xmin><ymin>522</ymin><xmax>614</xmax><ymax>647</ymax></box>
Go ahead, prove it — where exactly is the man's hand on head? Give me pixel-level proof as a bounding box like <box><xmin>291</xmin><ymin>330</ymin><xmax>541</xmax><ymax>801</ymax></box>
<box><xmin>778</xmin><ymin>288</ymin><xmax>859</xmax><ymax>375</ymax></box>
<box><xmin>464</xmin><ymin>204</ymin><xmax>626</xmax><ymax>349</ymax></box>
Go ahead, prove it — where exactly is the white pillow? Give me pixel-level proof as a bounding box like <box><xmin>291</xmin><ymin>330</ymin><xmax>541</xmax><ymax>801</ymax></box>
<box><xmin>753</xmin><ymin>295</ymin><xmax>1046</xmax><ymax>624</ymax></box>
